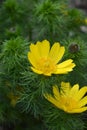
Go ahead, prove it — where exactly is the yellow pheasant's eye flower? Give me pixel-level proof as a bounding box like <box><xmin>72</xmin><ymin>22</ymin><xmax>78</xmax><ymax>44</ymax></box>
<box><xmin>28</xmin><ymin>40</ymin><xmax>76</xmax><ymax>76</ymax></box>
<box><xmin>44</xmin><ymin>82</ymin><xmax>87</xmax><ymax>113</ymax></box>
<box><xmin>84</xmin><ymin>18</ymin><xmax>87</xmax><ymax>25</ymax></box>
<box><xmin>7</xmin><ymin>92</ymin><xmax>19</xmax><ymax>107</ymax></box>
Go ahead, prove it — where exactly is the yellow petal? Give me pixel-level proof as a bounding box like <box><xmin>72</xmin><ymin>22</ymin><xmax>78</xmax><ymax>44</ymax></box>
<box><xmin>57</xmin><ymin>59</ymin><xmax>74</xmax><ymax>68</ymax></box>
<box><xmin>78</xmin><ymin>96</ymin><xmax>87</xmax><ymax>107</ymax></box>
<box><xmin>43</xmin><ymin>73</ymin><xmax>52</xmax><ymax>76</ymax></box>
<box><xmin>75</xmin><ymin>86</ymin><xmax>87</xmax><ymax>101</ymax></box>
<box><xmin>28</xmin><ymin>52</ymin><xmax>38</xmax><ymax>68</ymax></box>
<box><xmin>37</xmin><ymin>40</ymin><xmax>50</xmax><ymax>57</ymax></box>
<box><xmin>31</xmin><ymin>67</ymin><xmax>43</xmax><ymax>74</ymax></box>
<box><xmin>68</xmin><ymin>107</ymin><xmax>87</xmax><ymax>113</ymax></box>
<box><xmin>29</xmin><ymin>43</ymin><xmax>41</xmax><ymax>59</ymax></box>
<box><xmin>54</xmin><ymin>66</ymin><xmax>73</xmax><ymax>74</ymax></box>
<box><xmin>49</xmin><ymin>43</ymin><xmax>60</xmax><ymax>63</ymax></box>
<box><xmin>31</xmin><ymin>67</ymin><xmax>52</xmax><ymax>76</ymax></box>
<box><xmin>61</xmin><ymin>82</ymin><xmax>71</xmax><ymax>95</ymax></box>
<box><xmin>55</xmin><ymin>62</ymin><xmax>75</xmax><ymax>74</ymax></box>
<box><xmin>49</xmin><ymin>43</ymin><xmax>65</xmax><ymax>64</ymax></box>
<box><xmin>57</xmin><ymin>46</ymin><xmax>65</xmax><ymax>63</ymax></box>
<box><xmin>44</xmin><ymin>94</ymin><xmax>59</xmax><ymax>107</ymax></box>
<box><xmin>69</xmin><ymin>84</ymin><xmax>79</xmax><ymax>97</ymax></box>
<box><xmin>54</xmin><ymin>69</ymin><xmax>67</xmax><ymax>74</ymax></box>
<box><xmin>53</xmin><ymin>86</ymin><xmax>60</xmax><ymax>100</ymax></box>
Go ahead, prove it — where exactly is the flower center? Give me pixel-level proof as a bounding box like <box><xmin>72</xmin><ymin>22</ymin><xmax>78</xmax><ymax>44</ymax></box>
<box><xmin>61</xmin><ymin>96</ymin><xmax>78</xmax><ymax>112</ymax></box>
<box><xmin>38</xmin><ymin>57</ymin><xmax>56</xmax><ymax>74</ymax></box>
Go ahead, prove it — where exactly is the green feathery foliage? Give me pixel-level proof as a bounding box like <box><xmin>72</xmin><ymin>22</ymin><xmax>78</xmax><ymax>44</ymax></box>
<box><xmin>42</xmin><ymin>102</ymin><xmax>85</xmax><ymax>130</ymax></box>
<box><xmin>0</xmin><ymin>0</ymin><xmax>87</xmax><ymax>130</ymax></box>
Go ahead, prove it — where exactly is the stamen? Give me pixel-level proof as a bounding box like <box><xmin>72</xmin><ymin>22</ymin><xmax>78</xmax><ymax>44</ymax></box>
<box><xmin>38</xmin><ymin>57</ymin><xmax>56</xmax><ymax>73</ymax></box>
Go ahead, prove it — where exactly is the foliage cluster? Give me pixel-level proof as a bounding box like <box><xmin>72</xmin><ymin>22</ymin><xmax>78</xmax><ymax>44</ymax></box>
<box><xmin>0</xmin><ymin>0</ymin><xmax>87</xmax><ymax>130</ymax></box>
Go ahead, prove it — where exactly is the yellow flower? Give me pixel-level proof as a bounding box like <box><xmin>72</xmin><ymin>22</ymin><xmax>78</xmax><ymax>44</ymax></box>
<box><xmin>44</xmin><ymin>82</ymin><xmax>87</xmax><ymax>113</ymax></box>
<box><xmin>7</xmin><ymin>92</ymin><xmax>19</xmax><ymax>107</ymax></box>
<box><xmin>28</xmin><ymin>40</ymin><xmax>75</xmax><ymax>76</ymax></box>
<box><xmin>84</xmin><ymin>18</ymin><xmax>87</xmax><ymax>24</ymax></box>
